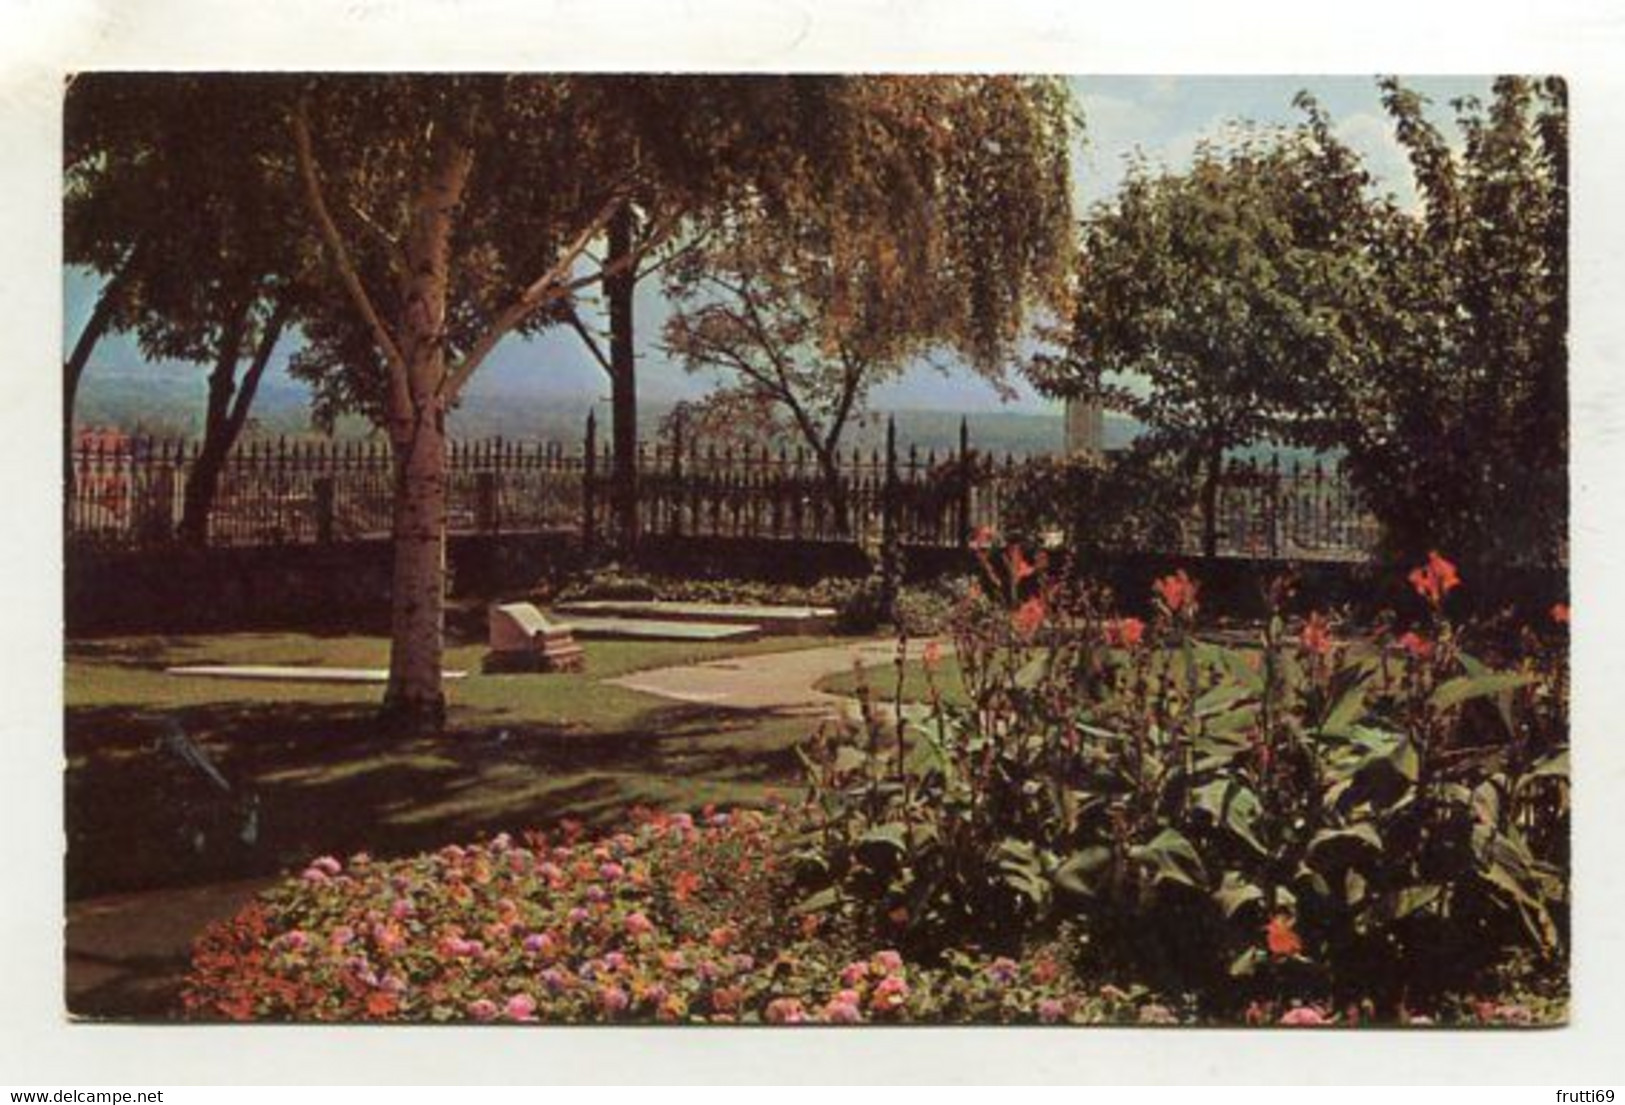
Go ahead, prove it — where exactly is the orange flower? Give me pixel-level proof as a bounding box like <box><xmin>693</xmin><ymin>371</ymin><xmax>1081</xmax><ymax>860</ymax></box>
<box><xmin>1408</xmin><ymin>551</ymin><xmax>1461</xmax><ymax>607</ymax></box>
<box><xmin>1103</xmin><ymin>617</ymin><xmax>1146</xmax><ymax>650</ymax></box>
<box><xmin>1265</xmin><ymin>914</ymin><xmax>1303</xmax><ymax>959</ymax></box>
<box><xmin>672</xmin><ymin>870</ymin><xmax>702</xmax><ymax>902</ymax></box>
<box><xmin>364</xmin><ymin>990</ymin><xmax>400</xmax><ymax>1018</ymax></box>
<box><xmin>1007</xmin><ymin>544</ymin><xmax>1042</xmax><ymax>582</ymax></box>
<box><xmin>1012</xmin><ymin>596</ymin><xmax>1047</xmax><ymax>639</ymax></box>
<box><xmin>1397</xmin><ymin>631</ymin><xmax>1433</xmax><ymax>661</ymax></box>
<box><xmin>971</xmin><ymin>526</ymin><xmax>997</xmax><ymax>551</ymax></box>
<box><xmin>1153</xmin><ymin>570</ymin><xmax>1200</xmax><ymax>618</ymax></box>
<box><xmin>1551</xmin><ymin>603</ymin><xmax>1570</xmax><ymax>625</ymax></box>
<box><xmin>922</xmin><ymin>640</ymin><xmax>943</xmax><ymax>671</ymax></box>
<box><xmin>1299</xmin><ymin>612</ymin><xmax>1334</xmax><ymax>657</ymax></box>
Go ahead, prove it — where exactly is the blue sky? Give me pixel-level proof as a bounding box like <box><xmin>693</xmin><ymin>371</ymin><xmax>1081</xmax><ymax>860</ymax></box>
<box><xmin>70</xmin><ymin>75</ymin><xmax>1493</xmax><ymax>420</ymax></box>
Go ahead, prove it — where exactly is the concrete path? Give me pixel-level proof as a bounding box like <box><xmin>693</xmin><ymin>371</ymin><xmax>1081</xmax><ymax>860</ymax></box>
<box><xmin>604</xmin><ymin>637</ymin><xmax>927</xmax><ymax>717</ymax></box>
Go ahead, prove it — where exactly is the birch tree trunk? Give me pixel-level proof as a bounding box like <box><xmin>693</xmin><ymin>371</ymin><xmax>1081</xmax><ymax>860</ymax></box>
<box><xmin>382</xmin><ymin>401</ymin><xmax>449</xmax><ymax>729</ymax></box>
<box><xmin>379</xmin><ymin>131</ymin><xmax>471</xmax><ymax>731</ymax></box>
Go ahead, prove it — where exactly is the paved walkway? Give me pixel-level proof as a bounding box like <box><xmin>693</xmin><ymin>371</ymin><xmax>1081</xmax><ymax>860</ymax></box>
<box><xmin>604</xmin><ymin>637</ymin><xmax>930</xmax><ymax>717</ymax></box>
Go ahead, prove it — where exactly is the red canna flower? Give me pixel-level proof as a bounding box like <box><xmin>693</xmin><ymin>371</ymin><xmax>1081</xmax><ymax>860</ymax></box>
<box><xmin>1265</xmin><ymin>914</ymin><xmax>1303</xmax><ymax>959</ymax></box>
<box><xmin>1408</xmin><ymin>551</ymin><xmax>1461</xmax><ymax>607</ymax></box>
<box><xmin>1397</xmin><ymin>631</ymin><xmax>1434</xmax><ymax>661</ymax></box>
<box><xmin>1551</xmin><ymin>603</ymin><xmax>1570</xmax><ymax>625</ymax></box>
<box><xmin>1103</xmin><ymin>617</ymin><xmax>1146</xmax><ymax>650</ymax></box>
<box><xmin>1012</xmin><ymin>596</ymin><xmax>1047</xmax><ymax>639</ymax></box>
<box><xmin>1007</xmin><ymin>544</ymin><xmax>1039</xmax><ymax>582</ymax></box>
<box><xmin>1153</xmin><ymin>570</ymin><xmax>1200</xmax><ymax>618</ymax></box>
<box><xmin>1299</xmin><ymin>612</ymin><xmax>1334</xmax><ymax>657</ymax></box>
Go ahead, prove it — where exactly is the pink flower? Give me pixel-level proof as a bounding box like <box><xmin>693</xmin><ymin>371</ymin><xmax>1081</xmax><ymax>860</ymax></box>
<box><xmin>309</xmin><ymin>855</ymin><xmax>342</xmax><ymax>876</ymax></box>
<box><xmin>1037</xmin><ymin>998</ymin><xmax>1066</xmax><ymax>1024</ymax></box>
<box><xmin>984</xmin><ymin>957</ymin><xmax>1019</xmax><ymax>986</ymax></box>
<box><xmin>328</xmin><ymin>925</ymin><xmax>355</xmax><ymax>949</ymax></box>
<box><xmin>505</xmin><ymin>994</ymin><xmax>538</xmax><ymax>1022</ymax></box>
<box><xmin>822</xmin><ymin>990</ymin><xmax>864</xmax><ymax>1025</ymax></box>
<box><xmin>467</xmin><ymin>999</ymin><xmax>498</xmax><ymax>1022</ymax></box>
<box><xmin>599</xmin><ymin>862</ymin><xmax>626</xmax><ymax>882</ymax></box>
<box><xmin>624</xmin><ymin>912</ymin><xmax>654</xmax><ymax>937</ymax></box>
<box><xmin>597</xmin><ymin>985</ymin><xmax>630</xmax><ymax>1015</ymax></box>
<box><xmin>765</xmin><ymin>997</ymin><xmax>806</xmax><ymax>1024</ymax></box>
<box><xmin>839</xmin><ymin>961</ymin><xmax>869</xmax><ymax>987</ymax></box>
<box><xmin>279</xmin><ymin>930</ymin><xmax>308</xmax><ymax>952</ymax></box>
<box><xmin>869</xmin><ymin>975</ymin><xmax>909</xmax><ymax>1013</ymax></box>
<box><xmin>389</xmin><ymin>898</ymin><xmax>415</xmax><ymax>920</ymax></box>
<box><xmin>1278</xmin><ymin>1005</ymin><xmax>1333</xmax><ymax>1027</ymax></box>
<box><xmin>873</xmin><ymin>949</ymin><xmax>904</xmax><ymax>975</ymax></box>
<box><xmin>522</xmin><ymin>933</ymin><xmax>555</xmax><ymax>957</ymax></box>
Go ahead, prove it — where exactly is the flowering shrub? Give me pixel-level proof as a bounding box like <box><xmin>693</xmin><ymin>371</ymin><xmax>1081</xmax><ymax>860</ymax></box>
<box><xmin>182</xmin><ymin>809</ymin><xmax>1184</xmax><ymax>1024</ymax></box>
<box><xmin>793</xmin><ymin>543</ymin><xmax>1569</xmax><ymax>1016</ymax></box>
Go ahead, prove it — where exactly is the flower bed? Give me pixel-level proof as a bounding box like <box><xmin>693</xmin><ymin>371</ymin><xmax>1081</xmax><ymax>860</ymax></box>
<box><xmin>184</xmin><ymin>809</ymin><xmax>1192</xmax><ymax>1024</ymax></box>
<box><xmin>184</xmin><ymin>549</ymin><xmax>1567</xmax><ymax>1026</ymax></box>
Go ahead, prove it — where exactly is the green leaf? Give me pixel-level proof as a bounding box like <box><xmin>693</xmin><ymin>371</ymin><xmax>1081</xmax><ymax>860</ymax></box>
<box><xmin>793</xmin><ymin>886</ymin><xmax>842</xmax><ymax>914</ymax></box>
<box><xmin>1129</xmin><ymin>828</ymin><xmax>1207</xmax><ymax>889</ymax></box>
<box><xmin>1054</xmin><ymin>845</ymin><xmax>1113</xmax><ymax>897</ymax></box>
<box><xmin>1192</xmin><ymin>778</ymin><xmax>1269</xmax><ymax>855</ymax></box>
<box><xmin>1196</xmin><ymin>682</ymin><xmax>1255</xmax><ymax>717</ymax></box>
<box><xmin>1229</xmin><ymin>947</ymin><xmax>1267</xmax><ymax>978</ymax></box>
<box><xmin>1526</xmin><ymin>749</ymin><xmax>1569</xmax><ymax>781</ymax></box>
<box><xmin>1213</xmin><ymin>870</ymin><xmax>1264</xmax><ymax>918</ymax></box>
<box><xmin>1430</xmin><ymin>672</ymin><xmax>1536</xmax><ymax>714</ymax></box>
<box><xmin>1308</xmin><ymin>822</ymin><xmax>1382</xmax><ymax>860</ymax></box>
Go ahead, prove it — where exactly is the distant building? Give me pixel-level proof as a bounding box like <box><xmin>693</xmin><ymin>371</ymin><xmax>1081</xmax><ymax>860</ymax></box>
<box><xmin>1063</xmin><ymin>398</ymin><xmax>1104</xmax><ymax>458</ymax></box>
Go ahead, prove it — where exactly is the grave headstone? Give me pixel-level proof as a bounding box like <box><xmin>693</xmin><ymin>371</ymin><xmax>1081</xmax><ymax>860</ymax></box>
<box><xmin>485</xmin><ymin>602</ymin><xmax>585</xmax><ymax>673</ymax></box>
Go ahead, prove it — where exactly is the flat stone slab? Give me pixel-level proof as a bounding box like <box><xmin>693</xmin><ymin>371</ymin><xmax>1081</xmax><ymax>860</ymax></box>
<box><xmin>166</xmin><ymin>665</ymin><xmax>468</xmax><ymax>684</ymax></box>
<box><xmin>553</xmin><ymin>600</ymin><xmax>835</xmax><ymax>635</ymax></box>
<box><xmin>561</xmin><ymin>616</ymin><xmax>761</xmax><ymax>642</ymax></box>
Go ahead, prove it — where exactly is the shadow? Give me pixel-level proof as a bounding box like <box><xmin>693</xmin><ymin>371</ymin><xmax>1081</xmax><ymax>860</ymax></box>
<box><xmin>65</xmin><ymin>695</ymin><xmax>808</xmax><ymax>902</ymax></box>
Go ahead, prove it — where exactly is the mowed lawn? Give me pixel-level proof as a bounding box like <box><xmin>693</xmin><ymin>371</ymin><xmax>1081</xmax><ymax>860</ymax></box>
<box><xmin>65</xmin><ymin>632</ymin><xmax>846</xmax><ymax>901</ymax></box>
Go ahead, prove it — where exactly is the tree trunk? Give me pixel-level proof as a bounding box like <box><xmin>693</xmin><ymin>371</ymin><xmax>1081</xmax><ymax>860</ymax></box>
<box><xmin>815</xmin><ymin>447</ymin><xmax>851</xmax><ymax>538</ymax></box>
<box><xmin>380</xmin><ymin>126</ymin><xmax>471</xmax><ymax>732</ymax></box>
<box><xmin>64</xmin><ymin>256</ymin><xmax>136</xmax><ymax>514</ymax></box>
<box><xmin>178</xmin><ymin>296</ymin><xmax>254</xmax><ymax>546</ymax></box>
<box><xmin>177</xmin><ymin>294</ymin><xmax>291</xmax><ymax>546</ymax></box>
<box><xmin>382</xmin><ymin>403</ymin><xmax>449</xmax><ymax>731</ymax></box>
<box><xmin>1199</xmin><ymin>442</ymin><xmax>1224</xmax><ymax>559</ymax></box>
<box><xmin>606</xmin><ymin>206</ymin><xmax>639</xmax><ymax>554</ymax></box>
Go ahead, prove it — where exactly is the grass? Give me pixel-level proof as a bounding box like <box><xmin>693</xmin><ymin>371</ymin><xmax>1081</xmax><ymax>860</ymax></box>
<box><xmin>816</xmin><ymin>656</ymin><xmax>971</xmax><ymax>708</ymax></box>
<box><xmin>65</xmin><ymin>631</ymin><xmax>850</xmax><ymax>902</ymax></box>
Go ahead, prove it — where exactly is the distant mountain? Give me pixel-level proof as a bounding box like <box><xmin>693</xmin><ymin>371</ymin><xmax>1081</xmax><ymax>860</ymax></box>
<box><xmin>75</xmin><ymin>359</ymin><xmax>1153</xmax><ymax>458</ymax></box>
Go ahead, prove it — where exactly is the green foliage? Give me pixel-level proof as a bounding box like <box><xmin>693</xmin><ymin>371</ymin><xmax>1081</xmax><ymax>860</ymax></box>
<box><xmin>1000</xmin><ymin>446</ymin><xmax>1192</xmax><ymax>562</ymax></box>
<box><xmin>1029</xmin><ymin>104</ymin><xmax>1370</xmax><ymax>555</ymax></box>
<box><xmin>1310</xmin><ymin>78</ymin><xmax>1568</xmax><ymax>569</ymax></box>
<box><xmin>792</xmin><ymin>548</ymin><xmax>1569</xmax><ymax>1013</ymax></box>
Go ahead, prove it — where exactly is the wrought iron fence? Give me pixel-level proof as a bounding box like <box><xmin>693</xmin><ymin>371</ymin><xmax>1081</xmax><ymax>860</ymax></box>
<box><xmin>66</xmin><ymin>421</ymin><xmax>1381</xmax><ymax>562</ymax></box>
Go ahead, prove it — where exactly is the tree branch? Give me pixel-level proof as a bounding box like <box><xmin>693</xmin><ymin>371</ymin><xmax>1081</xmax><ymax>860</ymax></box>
<box><xmin>290</xmin><ymin>97</ymin><xmax>413</xmax><ymax>427</ymax></box>
<box><xmin>440</xmin><ymin>192</ymin><xmax>626</xmax><ymax>403</ymax></box>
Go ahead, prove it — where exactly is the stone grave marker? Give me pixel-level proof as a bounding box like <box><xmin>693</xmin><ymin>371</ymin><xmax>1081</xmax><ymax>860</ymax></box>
<box><xmin>486</xmin><ymin>602</ymin><xmax>585</xmax><ymax>673</ymax></box>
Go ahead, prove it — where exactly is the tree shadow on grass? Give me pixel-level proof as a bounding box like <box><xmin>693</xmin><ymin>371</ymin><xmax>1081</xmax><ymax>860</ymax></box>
<box><xmin>66</xmin><ymin>696</ymin><xmax>810</xmax><ymax>901</ymax></box>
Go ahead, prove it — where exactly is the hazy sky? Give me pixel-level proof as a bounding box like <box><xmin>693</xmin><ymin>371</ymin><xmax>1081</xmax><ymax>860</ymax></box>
<box><xmin>69</xmin><ymin>74</ymin><xmax>1493</xmax><ymax>420</ymax></box>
